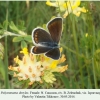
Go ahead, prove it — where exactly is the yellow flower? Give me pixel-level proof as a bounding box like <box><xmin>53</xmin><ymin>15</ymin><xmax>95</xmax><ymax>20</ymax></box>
<box><xmin>43</xmin><ymin>71</ymin><xmax>56</xmax><ymax>84</ymax></box>
<box><xmin>20</xmin><ymin>47</ymin><xmax>28</xmax><ymax>54</ymax></box>
<box><xmin>40</xmin><ymin>53</ymin><xmax>68</xmax><ymax>84</ymax></box>
<box><xmin>46</xmin><ymin>0</ymin><xmax>66</xmax><ymax>12</ymax></box>
<box><xmin>8</xmin><ymin>48</ymin><xmax>68</xmax><ymax>85</ymax></box>
<box><xmin>63</xmin><ymin>4</ymin><xmax>87</xmax><ymax>18</ymax></box>
<box><xmin>46</xmin><ymin>0</ymin><xmax>58</xmax><ymax>7</ymax></box>
<box><xmin>46</xmin><ymin>0</ymin><xmax>87</xmax><ymax>18</ymax></box>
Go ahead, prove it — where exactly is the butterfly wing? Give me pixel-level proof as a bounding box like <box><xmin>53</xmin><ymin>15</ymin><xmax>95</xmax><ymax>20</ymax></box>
<box><xmin>45</xmin><ymin>48</ymin><xmax>60</xmax><ymax>60</ymax></box>
<box><xmin>47</xmin><ymin>17</ymin><xmax>62</xmax><ymax>43</ymax></box>
<box><xmin>32</xmin><ymin>28</ymin><xmax>53</xmax><ymax>45</ymax></box>
<box><xmin>31</xmin><ymin>46</ymin><xmax>52</xmax><ymax>54</ymax></box>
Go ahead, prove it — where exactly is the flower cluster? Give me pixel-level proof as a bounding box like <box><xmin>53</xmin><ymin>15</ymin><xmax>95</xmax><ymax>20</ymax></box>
<box><xmin>8</xmin><ymin>48</ymin><xmax>68</xmax><ymax>85</ymax></box>
<box><xmin>46</xmin><ymin>0</ymin><xmax>87</xmax><ymax>18</ymax></box>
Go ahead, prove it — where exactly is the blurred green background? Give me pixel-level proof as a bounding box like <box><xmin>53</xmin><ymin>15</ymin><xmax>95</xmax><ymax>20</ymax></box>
<box><xmin>0</xmin><ymin>1</ymin><xmax>100</xmax><ymax>89</ymax></box>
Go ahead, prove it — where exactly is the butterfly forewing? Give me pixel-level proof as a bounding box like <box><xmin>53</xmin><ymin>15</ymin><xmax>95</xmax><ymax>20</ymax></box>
<box><xmin>45</xmin><ymin>48</ymin><xmax>60</xmax><ymax>60</ymax></box>
<box><xmin>31</xmin><ymin>46</ymin><xmax>52</xmax><ymax>54</ymax></box>
<box><xmin>32</xmin><ymin>28</ymin><xmax>53</xmax><ymax>44</ymax></box>
<box><xmin>47</xmin><ymin>17</ymin><xmax>62</xmax><ymax>43</ymax></box>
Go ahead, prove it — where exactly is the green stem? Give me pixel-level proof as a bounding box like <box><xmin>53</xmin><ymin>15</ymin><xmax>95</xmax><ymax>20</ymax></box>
<box><xmin>86</xmin><ymin>1</ymin><xmax>97</xmax><ymax>88</ymax></box>
<box><xmin>71</xmin><ymin>15</ymin><xmax>84</xmax><ymax>88</ymax></box>
<box><xmin>92</xmin><ymin>58</ymin><xmax>97</xmax><ymax>88</ymax></box>
<box><xmin>4</xmin><ymin>1</ymin><xmax>9</xmax><ymax>89</ymax></box>
<box><xmin>57</xmin><ymin>1</ymin><xmax>61</xmax><ymax>16</ymax></box>
<box><xmin>61</xmin><ymin>43</ymin><xmax>84</xmax><ymax>58</ymax></box>
<box><xmin>92</xmin><ymin>25</ymin><xmax>97</xmax><ymax>89</ymax></box>
<box><xmin>85</xmin><ymin>48</ymin><xmax>92</xmax><ymax>88</ymax></box>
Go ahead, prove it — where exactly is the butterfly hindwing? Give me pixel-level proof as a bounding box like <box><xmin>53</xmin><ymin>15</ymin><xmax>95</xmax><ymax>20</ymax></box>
<box><xmin>45</xmin><ymin>48</ymin><xmax>60</xmax><ymax>60</ymax></box>
<box><xmin>31</xmin><ymin>46</ymin><xmax>52</xmax><ymax>54</ymax></box>
<box><xmin>32</xmin><ymin>28</ymin><xmax>53</xmax><ymax>45</ymax></box>
<box><xmin>47</xmin><ymin>17</ymin><xmax>62</xmax><ymax>43</ymax></box>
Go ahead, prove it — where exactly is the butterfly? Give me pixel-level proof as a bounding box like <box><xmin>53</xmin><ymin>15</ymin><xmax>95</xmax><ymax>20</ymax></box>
<box><xmin>31</xmin><ymin>17</ymin><xmax>62</xmax><ymax>60</ymax></box>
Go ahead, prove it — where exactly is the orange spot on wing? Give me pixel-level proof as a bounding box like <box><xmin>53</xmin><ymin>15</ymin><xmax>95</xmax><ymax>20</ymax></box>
<box><xmin>34</xmin><ymin>47</ymin><xmax>37</xmax><ymax>53</ymax></box>
<box><xmin>34</xmin><ymin>37</ymin><xmax>38</xmax><ymax>43</ymax></box>
<box><xmin>35</xmin><ymin>34</ymin><xmax>38</xmax><ymax>37</ymax></box>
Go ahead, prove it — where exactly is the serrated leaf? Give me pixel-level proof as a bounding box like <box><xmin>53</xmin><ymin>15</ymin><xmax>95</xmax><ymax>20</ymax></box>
<box><xmin>24</xmin><ymin>35</ymin><xmax>32</xmax><ymax>42</ymax></box>
<box><xmin>21</xmin><ymin>40</ymin><xmax>27</xmax><ymax>49</ymax></box>
<box><xmin>13</xmin><ymin>37</ymin><xmax>23</xmax><ymax>42</ymax></box>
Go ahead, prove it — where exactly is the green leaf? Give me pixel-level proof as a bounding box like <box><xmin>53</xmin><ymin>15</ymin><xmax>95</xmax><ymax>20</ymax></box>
<box><xmin>84</xmin><ymin>77</ymin><xmax>92</xmax><ymax>89</ymax></box>
<box><xmin>13</xmin><ymin>37</ymin><xmax>23</xmax><ymax>42</ymax></box>
<box><xmin>0</xmin><ymin>59</ymin><xmax>5</xmax><ymax>80</ymax></box>
<box><xmin>55</xmin><ymin>72</ymin><xmax>70</xmax><ymax>89</ymax></box>
<box><xmin>0</xmin><ymin>29</ymin><xmax>5</xmax><ymax>35</ymax></box>
<box><xmin>0</xmin><ymin>43</ymin><xmax>4</xmax><ymax>59</ymax></box>
<box><xmin>59</xmin><ymin>74</ymin><xmax>70</xmax><ymax>89</ymax></box>
<box><xmin>17</xmin><ymin>20</ymin><xmax>26</xmax><ymax>31</ymax></box>
<box><xmin>71</xmin><ymin>79</ymin><xmax>77</xmax><ymax>89</ymax></box>
<box><xmin>24</xmin><ymin>35</ymin><xmax>32</xmax><ymax>42</ymax></box>
<box><xmin>3</xmin><ymin>20</ymin><xmax>8</xmax><ymax>29</ymax></box>
<box><xmin>95</xmin><ymin>49</ymin><xmax>100</xmax><ymax>55</ymax></box>
<box><xmin>42</xmin><ymin>24</ymin><xmax>47</xmax><ymax>30</ymax></box>
<box><xmin>0</xmin><ymin>23</ymin><xmax>3</xmax><ymax>28</ymax></box>
<box><xmin>21</xmin><ymin>40</ymin><xmax>27</xmax><ymax>49</ymax></box>
<box><xmin>9</xmin><ymin>21</ymin><xmax>19</xmax><ymax>32</ymax></box>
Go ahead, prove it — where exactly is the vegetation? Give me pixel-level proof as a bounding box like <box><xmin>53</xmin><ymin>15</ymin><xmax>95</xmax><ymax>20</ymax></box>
<box><xmin>0</xmin><ymin>1</ymin><xmax>100</xmax><ymax>89</ymax></box>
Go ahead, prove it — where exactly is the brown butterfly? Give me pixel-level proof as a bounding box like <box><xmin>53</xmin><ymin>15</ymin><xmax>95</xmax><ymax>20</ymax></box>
<box><xmin>31</xmin><ymin>17</ymin><xmax>62</xmax><ymax>60</ymax></box>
